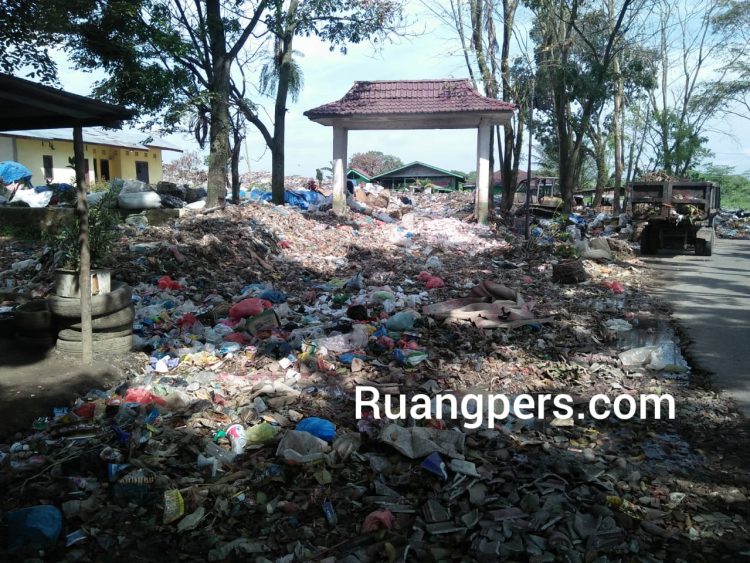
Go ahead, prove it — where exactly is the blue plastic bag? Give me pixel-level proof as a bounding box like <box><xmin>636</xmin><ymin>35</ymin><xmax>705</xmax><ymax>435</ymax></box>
<box><xmin>296</xmin><ymin>417</ymin><xmax>336</xmax><ymax>442</ymax></box>
<box><xmin>5</xmin><ymin>505</ymin><xmax>62</xmax><ymax>552</ymax></box>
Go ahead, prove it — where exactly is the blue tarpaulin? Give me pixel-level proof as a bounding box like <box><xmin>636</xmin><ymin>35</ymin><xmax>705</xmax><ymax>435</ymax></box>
<box><xmin>0</xmin><ymin>161</ymin><xmax>32</xmax><ymax>185</ymax></box>
<box><xmin>247</xmin><ymin>189</ymin><xmax>326</xmax><ymax>210</ymax></box>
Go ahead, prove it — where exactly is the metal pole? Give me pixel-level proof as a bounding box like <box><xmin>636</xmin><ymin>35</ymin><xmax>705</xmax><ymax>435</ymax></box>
<box><xmin>524</xmin><ymin>80</ymin><xmax>534</xmax><ymax>240</ymax></box>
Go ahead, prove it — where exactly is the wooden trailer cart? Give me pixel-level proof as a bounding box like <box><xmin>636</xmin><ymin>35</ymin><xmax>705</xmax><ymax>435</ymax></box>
<box><xmin>627</xmin><ymin>181</ymin><xmax>720</xmax><ymax>256</ymax></box>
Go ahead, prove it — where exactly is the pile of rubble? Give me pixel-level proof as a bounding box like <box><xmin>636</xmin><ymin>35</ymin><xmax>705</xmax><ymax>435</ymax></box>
<box><xmin>715</xmin><ymin>209</ymin><xmax>750</xmax><ymax>240</ymax></box>
<box><xmin>0</xmin><ymin>193</ymin><xmax>748</xmax><ymax>561</ymax></box>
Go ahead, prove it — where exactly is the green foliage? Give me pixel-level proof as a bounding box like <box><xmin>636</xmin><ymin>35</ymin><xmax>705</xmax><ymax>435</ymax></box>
<box><xmin>691</xmin><ymin>165</ymin><xmax>750</xmax><ymax>209</ymax></box>
<box><xmin>45</xmin><ymin>191</ymin><xmax>121</xmax><ymax>270</ymax></box>
<box><xmin>349</xmin><ymin>151</ymin><xmax>403</xmax><ymax>177</ymax></box>
<box><xmin>653</xmin><ymin>109</ymin><xmax>713</xmax><ymax>176</ymax></box>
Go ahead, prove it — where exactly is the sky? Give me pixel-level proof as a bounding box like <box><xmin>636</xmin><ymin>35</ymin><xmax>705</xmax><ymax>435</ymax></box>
<box><xmin>49</xmin><ymin>3</ymin><xmax>750</xmax><ymax>178</ymax></box>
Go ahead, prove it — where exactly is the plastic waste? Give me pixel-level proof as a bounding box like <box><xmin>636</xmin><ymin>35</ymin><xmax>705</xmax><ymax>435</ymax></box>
<box><xmin>379</xmin><ymin>424</ymin><xmax>465</xmax><ymax>459</ymax></box>
<box><xmin>125</xmin><ymin>214</ymin><xmax>149</xmax><ymax>229</ymax></box>
<box><xmin>421</xmin><ymin>452</ymin><xmax>449</xmax><ymax>479</ymax></box>
<box><xmin>314</xmin><ymin>324</ymin><xmax>369</xmax><ymax>353</ymax></box>
<box><xmin>226</xmin><ymin>424</ymin><xmax>247</xmax><ymax>455</ymax></box>
<box><xmin>344</xmin><ymin>272</ymin><xmax>364</xmax><ymax>290</ymax></box>
<box><xmin>565</xmin><ymin>224</ymin><xmax>581</xmax><ymax>242</ymax></box>
<box><xmin>204</xmin><ymin>441</ymin><xmax>237</xmax><ymax>467</ymax></box>
<box><xmin>602</xmin><ymin>280</ymin><xmax>625</xmax><ymax>293</ymax></box>
<box><xmin>259</xmin><ymin>289</ymin><xmax>286</xmax><ymax>303</ymax></box>
<box><xmin>5</xmin><ymin>505</ymin><xmax>62</xmax><ymax>552</ymax></box>
<box><xmin>604</xmin><ymin>318</ymin><xmax>632</xmax><ymax>332</ymax></box>
<box><xmin>123</xmin><ymin>388</ymin><xmax>166</xmax><ymax>406</ymax></box>
<box><xmin>618</xmin><ymin>343</ymin><xmax>681</xmax><ymax>370</ymax></box>
<box><xmin>332</xmin><ymin>433</ymin><xmax>361</xmax><ymax>460</ymax></box>
<box><xmin>362</xmin><ymin>508</ymin><xmax>395</xmax><ymax>532</ymax></box>
<box><xmin>245</xmin><ymin>422</ymin><xmax>280</xmax><ymax>445</ymax></box>
<box><xmin>276</xmin><ymin>430</ymin><xmax>331</xmax><ymax>464</ymax></box>
<box><xmin>229</xmin><ymin>298</ymin><xmax>272</xmax><ymax>320</ymax></box>
<box><xmin>425</xmin><ymin>255</ymin><xmax>444</xmax><ymax>271</ymax></box>
<box><xmin>11</xmin><ymin>189</ymin><xmax>53</xmax><ymax>208</ymax></box>
<box><xmin>393</xmin><ymin>348</ymin><xmax>428</xmax><ymax>366</ymax></box>
<box><xmin>118</xmin><ymin>191</ymin><xmax>161</xmax><ymax>209</ymax></box>
<box><xmin>425</xmin><ymin>276</ymin><xmax>445</xmax><ymax>289</ymax></box>
<box><xmin>322</xmin><ymin>500</ymin><xmax>338</xmax><ymax>526</ymax></box>
<box><xmin>296</xmin><ymin>417</ymin><xmax>336</xmax><ymax>442</ymax></box>
<box><xmin>386</xmin><ymin>310</ymin><xmax>419</xmax><ymax>331</ymax></box>
<box><xmin>163</xmin><ymin>489</ymin><xmax>185</xmax><ymax>524</ymax></box>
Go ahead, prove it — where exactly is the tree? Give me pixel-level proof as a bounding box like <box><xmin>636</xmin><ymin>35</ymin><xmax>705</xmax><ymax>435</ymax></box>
<box><xmin>530</xmin><ymin>0</ymin><xmax>642</xmax><ymax>213</ymax></box>
<box><xmin>425</xmin><ymin>0</ymin><xmax>529</xmax><ymax>213</ymax></box>
<box><xmin>0</xmin><ymin>0</ymin><xmax>70</xmax><ymax>82</ymax></box>
<box><xmin>646</xmin><ymin>0</ymin><xmax>749</xmax><ymax>177</ymax></box>
<box><xmin>63</xmin><ymin>0</ymin><xmax>269</xmax><ymax>208</ymax></box>
<box><xmin>349</xmin><ymin>151</ymin><xmax>404</xmax><ymax>177</ymax></box>
<box><xmin>233</xmin><ymin>0</ymin><xmax>405</xmax><ymax>205</ymax></box>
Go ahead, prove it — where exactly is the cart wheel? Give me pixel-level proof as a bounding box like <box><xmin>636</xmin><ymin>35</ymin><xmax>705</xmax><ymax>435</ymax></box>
<box><xmin>696</xmin><ymin>235</ymin><xmax>713</xmax><ymax>256</ymax></box>
<box><xmin>640</xmin><ymin>226</ymin><xmax>656</xmax><ymax>255</ymax></box>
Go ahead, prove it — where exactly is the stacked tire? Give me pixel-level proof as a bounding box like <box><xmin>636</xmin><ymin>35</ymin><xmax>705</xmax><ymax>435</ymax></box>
<box><xmin>49</xmin><ymin>281</ymin><xmax>134</xmax><ymax>354</ymax></box>
<box><xmin>15</xmin><ymin>300</ymin><xmax>55</xmax><ymax>349</ymax></box>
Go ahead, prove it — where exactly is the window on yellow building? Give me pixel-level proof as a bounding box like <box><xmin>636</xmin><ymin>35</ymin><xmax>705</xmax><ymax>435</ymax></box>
<box><xmin>42</xmin><ymin>155</ymin><xmax>53</xmax><ymax>181</ymax></box>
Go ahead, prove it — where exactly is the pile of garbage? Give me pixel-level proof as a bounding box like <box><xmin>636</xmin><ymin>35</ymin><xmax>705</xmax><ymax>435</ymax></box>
<box><xmin>1</xmin><ymin>193</ymin><xmax>749</xmax><ymax>561</ymax></box>
<box><xmin>715</xmin><ymin>209</ymin><xmax>750</xmax><ymax>239</ymax></box>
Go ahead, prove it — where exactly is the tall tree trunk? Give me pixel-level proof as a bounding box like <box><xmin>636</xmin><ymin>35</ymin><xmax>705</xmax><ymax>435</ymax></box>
<box><xmin>500</xmin><ymin>0</ymin><xmax>519</xmax><ymax>212</ymax></box>
<box><xmin>206</xmin><ymin>0</ymin><xmax>229</xmax><ymax>208</ymax></box>
<box><xmin>230</xmin><ymin>122</ymin><xmax>242</xmax><ymax>204</ymax></box>
<box><xmin>612</xmin><ymin>55</ymin><xmax>623</xmax><ymax>213</ymax></box>
<box><xmin>271</xmin><ymin>0</ymin><xmax>299</xmax><ymax>205</ymax></box>
<box><xmin>592</xmin><ymin>138</ymin><xmax>607</xmax><ymax>208</ymax></box>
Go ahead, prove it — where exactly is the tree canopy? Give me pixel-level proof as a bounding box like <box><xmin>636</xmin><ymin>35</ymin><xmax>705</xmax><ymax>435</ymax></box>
<box><xmin>349</xmin><ymin>151</ymin><xmax>404</xmax><ymax>177</ymax></box>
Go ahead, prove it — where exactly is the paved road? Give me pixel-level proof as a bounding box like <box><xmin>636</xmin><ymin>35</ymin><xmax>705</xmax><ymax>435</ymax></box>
<box><xmin>644</xmin><ymin>238</ymin><xmax>750</xmax><ymax>415</ymax></box>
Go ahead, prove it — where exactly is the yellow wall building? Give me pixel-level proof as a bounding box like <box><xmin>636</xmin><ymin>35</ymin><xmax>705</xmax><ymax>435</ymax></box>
<box><xmin>0</xmin><ymin>128</ymin><xmax>182</xmax><ymax>186</ymax></box>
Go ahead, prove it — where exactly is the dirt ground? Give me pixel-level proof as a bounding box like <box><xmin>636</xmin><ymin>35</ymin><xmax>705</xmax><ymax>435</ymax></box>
<box><xmin>0</xmin><ymin>339</ymin><xmax>139</xmax><ymax>438</ymax></box>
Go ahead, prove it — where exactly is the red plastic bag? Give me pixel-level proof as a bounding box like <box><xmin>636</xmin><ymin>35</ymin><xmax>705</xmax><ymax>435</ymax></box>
<box><xmin>602</xmin><ymin>280</ymin><xmax>625</xmax><ymax>294</ymax></box>
<box><xmin>73</xmin><ymin>402</ymin><xmax>96</xmax><ymax>419</ymax></box>
<box><xmin>176</xmin><ymin>312</ymin><xmax>197</xmax><ymax>328</ymax></box>
<box><xmin>157</xmin><ymin>275</ymin><xmax>181</xmax><ymax>291</ymax></box>
<box><xmin>377</xmin><ymin>335</ymin><xmax>395</xmax><ymax>350</ymax></box>
<box><xmin>417</xmin><ymin>271</ymin><xmax>432</xmax><ymax>282</ymax></box>
<box><xmin>124</xmin><ymin>388</ymin><xmax>166</xmax><ymax>406</ymax></box>
<box><xmin>425</xmin><ymin>276</ymin><xmax>445</xmax><ymax>289</ymax></box>
<box><xmin>362</xmin><ymin>509</ymin><xmax>395</xmax><ymax>532</ymax></box>
<box><xmin>229</xmin><ymin>298</ymin><xmax>272</xmax><ymax>320</ymax></box>
<box><xmin>223</xmin><ymin>332</ymin><xmax>247</xmax><ymax>344</ymax></box>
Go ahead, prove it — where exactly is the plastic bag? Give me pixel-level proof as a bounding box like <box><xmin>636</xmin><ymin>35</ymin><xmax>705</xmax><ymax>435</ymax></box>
<box><xmin>229</xmin><ymin>298</ymin><xmax>272</xmax><ymax>320</ymax></box>
<box><xmin>276</xmin><ymin>430</ymin><xmax>331</xmax><ymax>464</ymax></box>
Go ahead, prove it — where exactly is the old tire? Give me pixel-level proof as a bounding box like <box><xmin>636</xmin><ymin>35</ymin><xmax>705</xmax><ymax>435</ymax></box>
<box><xmin>55</xmin><ymin>334</ymin><xmax>133</xmax><ymax>355</ymax></box>
<box><xmin>58</xmin><ymin>325</ymin><xmax>133</xmax><ymax>342</ymax></box>
<box><xmin>68</xmin><ymin>305</ymin><xmax>134</xmax><ymax>331</ymax></box>
<box><xmin>15</xmin><ymin>300</ymin><xmax>52</xmax><ymax>332</ymax></box>
<box><xmin>49</xmin><ymin>281</ymin><xmax>132</xmax><ymax>318</ymax></box>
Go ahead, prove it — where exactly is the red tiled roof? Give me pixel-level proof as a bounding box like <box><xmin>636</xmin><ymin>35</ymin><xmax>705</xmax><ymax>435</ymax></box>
<box><xmin>305</xmin><ymin>79</ymin><xmax>515</xmax><ymax>119</ymax></box>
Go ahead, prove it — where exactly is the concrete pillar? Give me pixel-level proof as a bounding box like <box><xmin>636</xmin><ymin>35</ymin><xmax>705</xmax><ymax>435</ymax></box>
<box><xmin>332</xmin><ymin>126</ymin><xmax>348</xmax><ymax>215</ymax></box>
<box><xmin>475</xmin><ymin>119</ymin><xmax>491</xmax><ymax>224</ymax></box>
